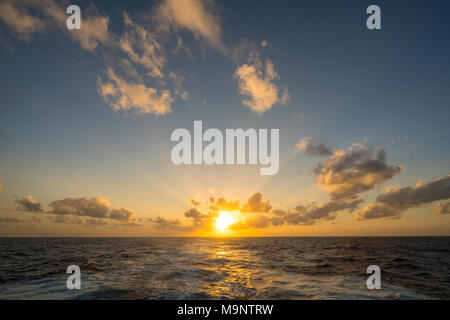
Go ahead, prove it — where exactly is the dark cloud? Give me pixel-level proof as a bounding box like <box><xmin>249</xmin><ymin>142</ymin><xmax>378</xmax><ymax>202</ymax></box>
<box><xmin>190</xmin><ymin>198</ymin><xmax>201</xmax><ymax>207</ymax></box>
<box><xmin>7</xmin><ymin>195</ymin><xmax>143</xmax><ymax>228</ymax></box>
<box><xmin>0</xmin><ymin>217</ymin><xmax>24</xmax><ymax>223</ymax></box>
<box><xmin>47</xmin><ymin>196</ymin><xmax>110</xmax><ymax>218</ymax></box>
<box><xmin>284</xmin><ymin>198</ymin><xmax>363</xmax><ymax>225</ymax></box>
<box><xmin>357</xmin><ymin>175</ymin><xmax>450</xmax><ymax>220</ymax></box>
<box><xmin>296</xmin><ymin>137</ymin><xmax>333</xmax><ymax>156</ymax></box>
<box><xmin>109</xmin><ymin>207</ymin><xmax>136</xmax><ymax>221</ymax></box>
<box><xmin>149</xmin><ymin>216</ymin><xmax>182</xmax><ymax>228</ymax></box>
<box><xmin>14</xmin><ymin>196</ymin><xmax>43</xmax><ymax>212</ymax></box>
<box><xmin>314</xmin><ymin>144</ymin><xmax>402</xmax><ymax>199</ymax></box>
<box><xmin>50</xmin><ymin>216</ymin><xmax>84</xmax><ymax>224</ymax></box>
<box><xmin>240</xmin><ymin>192</ymin><xmax>272</xmax><ymax>213</ymax></box>
<box><xmin>185</xmin><ymin>207</ymin><xmax>206</xmax><ymax>221</ymax></box>
<box><xmin>84</xmin><ymin>218</ymin><xmax>108</xmax><ymax>226</ymax></box>
<box><xmin>230</xmin><ymin>197</ymin><xmax>363</xmax><ymax>229</ymax></box>
<box><xmin>148</xmin><ymin>216</ymin><xmax>190</xmax><ymax>231</ymax></box>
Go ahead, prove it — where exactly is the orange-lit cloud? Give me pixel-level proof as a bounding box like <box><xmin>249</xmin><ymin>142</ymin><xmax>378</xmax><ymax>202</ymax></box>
<box><xmin>119</xmin><ymin>13</ymin><xmax>166</xmax><ymax>78</ymax></box>
<box><xmin>149</xmin><ymin>192</ymin><xmax>364</xmax><ymax>233</ymax></box>
<box><xmin>0</xmin><ymin>1</ymin><xmax>45</xmax><ymax>40</ymax></box>
<box><xmin>357</xmin><ymin>175</ymin><xmax>450</xmax><ymax>220</ymax></box>
<box><xmin>434</xmin><ymin>202</ymin><xmax>450</xmax><ymax>214</ymax></box>
<box><xmin>97</xmin><ymin>67</ymin><xmax>173</xmax><ymax>115</ymax></box>
<box><xmin>296</xmin><ymin>137</ymin><xmax>333</xmax><ymax>156</ymax></box>
<box><xmin>154</xmin><ymin>0</ymin><xmax>226</xmax><ymax>52</ymax></box>
<box><xmin>234</xmin><ymin>51</ymin><xmax>289</xmax><ymax>114</ymax></box>
<box><xmin>0</xmin><ymin>0</ymin><xmax>113</xmax><ymax>51</ymax></box>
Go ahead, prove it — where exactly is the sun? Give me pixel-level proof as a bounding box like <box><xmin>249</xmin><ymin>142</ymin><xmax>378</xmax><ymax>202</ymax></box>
<box><xmin>216</xmin><ymin>211</ymin><xmax>234</xmax><ymax>231</ymax></box>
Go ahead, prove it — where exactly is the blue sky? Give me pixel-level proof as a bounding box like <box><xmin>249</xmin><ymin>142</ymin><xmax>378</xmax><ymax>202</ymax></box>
<box><xmin>0</xmin><ymin>0</ymin><xmax>449</xmax><ymax>236</ymax></box>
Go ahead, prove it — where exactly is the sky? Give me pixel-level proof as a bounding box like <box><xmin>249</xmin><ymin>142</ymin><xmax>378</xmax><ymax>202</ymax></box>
<box><xmin>0</xmin><ymin>0</ymin><xmax>449</xmax><ymax>237</ymax></box>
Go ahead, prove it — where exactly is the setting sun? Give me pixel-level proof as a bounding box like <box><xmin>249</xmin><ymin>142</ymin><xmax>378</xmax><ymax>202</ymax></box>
<box><xmin>216</xmin><ymin>212</ymin><xmax>234</xmax><ymax>231</ymax></box>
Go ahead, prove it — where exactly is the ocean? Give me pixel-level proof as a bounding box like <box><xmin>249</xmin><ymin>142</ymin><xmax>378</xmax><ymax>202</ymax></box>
<box><xmin>0</xmin><ymin>237</ymin><xmax>449</xmax><ymax>300</ymax></box>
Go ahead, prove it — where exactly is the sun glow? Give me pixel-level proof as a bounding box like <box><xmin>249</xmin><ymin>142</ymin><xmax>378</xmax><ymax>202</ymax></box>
<box><xmin>215</xmin><ymin>211</ymin><xmax>234</xmax><ymax>231</ymax></box>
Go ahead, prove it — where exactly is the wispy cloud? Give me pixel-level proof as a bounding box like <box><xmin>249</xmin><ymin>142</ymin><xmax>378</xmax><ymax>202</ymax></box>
<box><xmin>0</xmin><ymin>1</ymin><xmax>45</xmax><ymax>41</ymax></box>
<box><xmin>154</xmin><ymin>0</ymin><xmax>226</xmax><ymax>53</ymax></box>
<box><xmin>0</xmin><ymin>0</ymin><xmax>113</xmax><ymax>51</ymax></box>
<box><xmin>119</xmin><ymin>13</ymin><xmax>165</xmax><ymax>78</ymax></box>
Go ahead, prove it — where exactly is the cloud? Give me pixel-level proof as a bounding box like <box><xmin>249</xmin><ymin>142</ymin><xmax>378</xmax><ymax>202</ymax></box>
<box><xmin>0</xmin><ymin>1</ymin><xmax>45</xmax><ymax>40</ymax></box>
<box><xmin>234</xmin><ymin>51</ymin><xmax>289</xmax><ymax>114</ymax></box>
<box><xmin>230</xmin><ymin>214</ymin><xmax>271</xmax><ymax>230</ymax></box>
<box><xmin>109</xmin><ymin>207</ymin><xmax>136</xmax><ymax>221</ymax></box>
<box><xmin>0</xmin><ymin>217</ymin><xmax>25</xmax><ymax>223</ymax></box>
<box><xmin>14</xmin><ymin>196</ymin><xmax>43</xmax><ymax>212</ymax></box>
<box><xmin>149</xmin><ymin>216</ymin><xmax>182</xmax><ymax>228</ymax></box>
<box><xmin>230</xmin><ymin>198</ymin><xmax>362</xmax><ymax>229</ymax></box>
<box><xmin>97</xmin><ymin>67</ymin><xmax>173</xmax><ymax>115</ymax></box>
<box><xmin>314</xmin><ymin>144</ymin><xmax>402</xmax><ymax>200</ymax></box>
<box><xmin>284</xmin><ymin>198</ymin><xmax>363</xmax><ymax>225</ymax></box>
<box><xmin>184</xmin><ymin>207</ymin><xmax>207</xmax><ymax>223</ymax></box>
<box><xmin>0</xmin><ymin>0</ymin><xmax>112</xmax><ymax>51</ymax></box>
<box><xmin>240</xmin><ymin>192</ymin><xmax>272</xmax><ymax>213</ymax></box>
<box><xmin>150</xmin><ymin>191</ymin><xmax>365</xmax><ymax>232</ymax></box>
<box><xmin>50</xmin><ymin>215</ymin><xmax>84</xmax><ymax>224</ymax></box>
<box><xmin>0</xmin><ymin>216</ymin><xmax>42</xmax><ymax>224</ymax></box>
<box><xmin>119</xmin><ymin>13</ymin><xmax>165</xmax><ymax>78</ymax></box>
<box><xmin>296</xmin><ymin>137</ymin><xmax>333</xmax><ymax>156</ymax></box>
<box><xmin>84</xmin><ymin>218</ymin><xmax>108</xmax><ymax>226</ymax></box>
<box><xmin>434</xmin><ymin>202</ymin><xmax>450</xmax><ymax>214</ymax></box>
<box><xmin>357</xmin><ymin>175</ymin><xmax>450</xmax><ymax>220</ymax></box>
<box><xmin>4</xmin><ymin>193</ymin><xmax>143</xmax><ymax>228</ymax></box>
<box><xmin>209</xmin><ymin>197</ymin><xmax>240</xmax><ymax>212</ymax></box>
<box><xmin>67</xmin><ymin>5</ymin><xmax>112</xmax><ymax>51</ymax></box>
<box><xmin>154</xmin><ymin>0</ymin><xmax>225</xmax><ymax>52</ymax></box>
<box><xmin>47</xmin><ymin>196</ymin><xmax>110</xmax><ymax>218</ymax></box>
